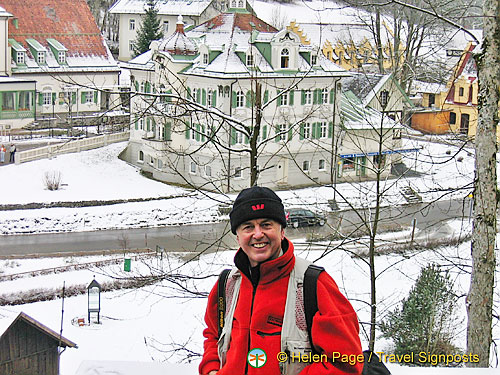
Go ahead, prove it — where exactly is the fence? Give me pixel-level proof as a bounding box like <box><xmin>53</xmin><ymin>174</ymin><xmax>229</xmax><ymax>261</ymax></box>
<box><xmin>15</xmin><ymin>131</ymin><xmax>130</xmax><ymax>164</ymax></box>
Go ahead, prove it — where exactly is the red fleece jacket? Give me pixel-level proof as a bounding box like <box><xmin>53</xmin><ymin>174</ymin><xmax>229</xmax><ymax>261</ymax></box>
<box><xmin>199</xmin><ymin>239</ymin><xmax>362</xmax><ymax>375</ymax></box>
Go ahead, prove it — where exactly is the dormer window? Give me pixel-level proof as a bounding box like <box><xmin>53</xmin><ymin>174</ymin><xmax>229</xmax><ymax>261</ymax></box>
<box><xmin>203</xmin><ymin>53</ymin><xmax>209</xmax><ymax>65</ymax></box>
<box><xmin>16</xmin><ymin>51</ymin><xmax>25</xmax><ymax>64</ymax></box>
<box><xmin>238</xmin><ymin>0</ymin><xmax>243</xmax><ymax>7</ymax></box>
<box><xmin>130</xmin><ymin>19</ymin><xmax>136</xmax><ymax>31</ymax></box>
<box><xmin>37</xmin><ymin>51</ymin><xmax>46</xmax><ymax>64</ymax></box>
<box><xmin>58</xmin><ymin>51</ymin><xmax>66</xmax><ymax>64</ymax></box>
<box><xmin>281</xmin><ymin>48</ymin><xmax>289</xmax><ymax>68</ymax></box>
<box><xmin>246</xmin><ymin>54</ymin><xmax>254</xmax><ymax>67</ymax></box>
<box><xmin>311</xmin><ymin>54</ymin><xmax>317</xmax><ymax>65</ymax></box>
<box><xmin>231</xmin><ymin>0</ymin><xmax>237</xmax><ymax>7</ymax></box>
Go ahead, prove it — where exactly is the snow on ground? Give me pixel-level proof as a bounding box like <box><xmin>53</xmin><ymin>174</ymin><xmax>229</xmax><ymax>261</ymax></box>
<box><xmin>0</xmin><ymin>221</ymin><xmax>498</xmax><ymax>374</ymax></box>
<box><xmin>0</xmin><ymin>137</ymin><xmax>477</xmax><ymax>235</ymax></box>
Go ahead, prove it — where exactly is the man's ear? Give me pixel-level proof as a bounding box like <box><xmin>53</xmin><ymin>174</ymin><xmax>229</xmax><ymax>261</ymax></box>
<box><xmin>281</xmin><ymin>227</ymin><xmax>285</xmax><ymax>240</ymax></box>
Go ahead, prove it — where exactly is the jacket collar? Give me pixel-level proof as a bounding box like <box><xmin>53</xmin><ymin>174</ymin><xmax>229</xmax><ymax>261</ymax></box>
<box><xmin>234</xmin><ymin>237</ymin><xmax>295</xmax><ymax>286</ymax></box>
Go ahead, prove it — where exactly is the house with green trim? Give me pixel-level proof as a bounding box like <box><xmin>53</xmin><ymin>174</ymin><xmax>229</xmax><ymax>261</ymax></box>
<box><xmin>122</xmin><ymin>2</ymin><xmax>410</xmax><ymax>191</ymax></box>
<box><xmin>1</xmin><ymin>0</ymin><xmax>121</xmax><ymax>130</ymax></box>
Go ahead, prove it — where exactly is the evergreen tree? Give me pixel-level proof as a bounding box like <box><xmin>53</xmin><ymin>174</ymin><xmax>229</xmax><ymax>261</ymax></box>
<box><xmin>380</xmin><ymin>265</ymin><xmax>461</xmax><ymax>365</ymax></box>
<box><xmin>133</xmin><ymin>0</ymin><xmax>163</xmax><ymax>57</ymax></box>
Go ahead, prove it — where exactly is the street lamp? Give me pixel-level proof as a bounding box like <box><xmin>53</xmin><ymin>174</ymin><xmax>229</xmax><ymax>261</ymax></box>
<box><xmin>87</xmin><ymin>277</ymin><xmax>101</xmax><ymax>324</ymax></box>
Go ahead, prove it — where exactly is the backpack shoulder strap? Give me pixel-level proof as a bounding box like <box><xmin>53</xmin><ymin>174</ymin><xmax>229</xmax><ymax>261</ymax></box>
<box><xmin>303</xmin><ymin>264</ymin><xmax>324</xmax><ymax>352</ymax></box>
<box><xmin>217</xmin><ymin>268</ymin><xmax>232</xmax><ymax>338</ymax></box>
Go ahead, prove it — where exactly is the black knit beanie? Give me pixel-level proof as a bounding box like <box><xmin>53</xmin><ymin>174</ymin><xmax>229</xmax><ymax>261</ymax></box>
<box><xmin>229</xmin><ymin>186</ymin><xmax>287</xmax><ymax>234</ymax></box>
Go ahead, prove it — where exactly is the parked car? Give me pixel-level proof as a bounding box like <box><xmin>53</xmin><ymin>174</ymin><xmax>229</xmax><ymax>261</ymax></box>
<box><xmin>286</xmin><ymin>208</ymin><xmax>327</xmax><ymax>228</ymax></box>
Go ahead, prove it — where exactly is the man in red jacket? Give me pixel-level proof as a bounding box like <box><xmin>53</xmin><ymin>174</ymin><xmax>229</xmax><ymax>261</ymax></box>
<box><xmin>199</xmin><ymin>186</ymin><xmax>363</xmax><ymax>375</ymax></box>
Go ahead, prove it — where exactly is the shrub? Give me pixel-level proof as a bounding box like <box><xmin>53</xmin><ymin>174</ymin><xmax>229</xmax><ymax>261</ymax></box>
<box><xmin>44</xmin><ymin>171</ymin><xmax>62</xmax><ymax>190</ymax></box>
<box><xmin>380</xmin><ymin>264</ymin><xmax>461</xmax><ymax>365</ymax></box>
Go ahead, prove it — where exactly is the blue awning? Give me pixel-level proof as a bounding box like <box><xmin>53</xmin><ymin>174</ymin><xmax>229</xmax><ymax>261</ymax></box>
<box><xmin>340</xmin><ymin>148</ymin><xmax>421</xmax><ymax>159</ymax></box>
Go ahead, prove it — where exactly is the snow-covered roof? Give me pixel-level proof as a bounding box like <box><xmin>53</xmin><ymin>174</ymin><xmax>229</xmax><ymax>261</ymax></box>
<box><xmin>411</xmin><ymin>80</ymin><xmax>447</xmax><ymax>95</ymax></box>
<box><xmin>109</xmin><ymin>0</ymin><xmax>212</xmax><ymax>16</ymax></box>
<box><xmin>3</xmin><ymin>0</ymin><xmax>118</xmax><ymax>72</ymax></box>
<box><xmin>159</xmin><ymin>15</ymin><xmax>197</xmax><ymax>55</ymax></box>
<box><xmin>341</xmin><ymin>90</ymin><xmax>401</xmax><ymax>130</ymax></box>
<box><xmin>0</xmin><ymin>5</ymin><xmax>12</xmax><ymax>17</ymax></box>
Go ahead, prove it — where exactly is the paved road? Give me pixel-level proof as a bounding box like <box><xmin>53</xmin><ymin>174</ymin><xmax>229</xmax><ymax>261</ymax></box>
<box><xmin>0</xmin><ymin>199</ymin><xmax>472</xmax><ymax>256</ymax></box>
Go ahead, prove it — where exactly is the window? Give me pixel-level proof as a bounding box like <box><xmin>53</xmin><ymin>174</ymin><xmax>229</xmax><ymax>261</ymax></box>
<box><xmin>318</xmin><ymin>159</ymin><xmax>325</xmax><ymax>171</ymax></box>
<box><xmin>18</xmin><ymin>92</ymin><xmax>33</xmax><ymax>110</ymax></box>
<box><xmin>343</xmin><ymin>157</ymin><xmax>355</xmax><ymax>170</ymax></box>
<box><xmin>231</xmin><ymin>0</ymin><xmax>236</xmax><ymax>6</ymax></box>
<box><xmin>190</xmin><ymin>162</ymin><xmax>197</xmax><ymax>174</ymax></box>
<box><xmin>205</xmin><ymin>165</ymin><xmax>212</xmax><ymax>177</ymax></box>
<box><xmin>129</xmin><ymin>41</ymin><xmax>134</xmax><ymax>52</ymax></box>
<box><xmin>16</xmin><ymin>51</ymin><xmax>25</xmax><ymax>64</ymax></box>
<box><xmin>140</xmin><ymin>82</ymin><xmax>145</xmax><ymax>93</ymax></box>
<box><xmin>302</xmin><ymin>160</ymin><xmax>310</xmax><ymax>172</ymax></box>
<box><xmin>319</xmin><ymin>121</ymin><xmax>327</xmax><ymax>138</ymax></box>
<box><xmin>311</xmin><ymin>55</ymin><xmax>317</xmax><ymax>65</ymax></box>
<box><xmin>43</xmin><ymin>92</ymin><xmax>53</xmax><ymax>106</ymax></box>
<box><xmin>373</xmin><ymin>154</ymin><xmax>386</xmax><ymax>169</ymax></box>
<box><xmin>238</xmin><ymin>0</ymin><xmax>243</xmax><ymax>6</ymax></box>
<box><xmin>393</xmin><ymin>129</ymin><xmax>402</xmax><ymax>139</ymax></box>
<box><xmin>149</xmin><ymin>156</ymin><xmax>154</xmax><ymax>165</ymax></box>
<box><xmin>235</xmin><ymin>130</ymin><xmax>244</xmax><ymax>144</ymax></box>
<box><xmin>304</xmin><ymin>90</ymin><xmax>312</xmax><ymax>105</ymax></box>
<box><xmin>380</xmin><ymin>90</ymin><xmax>389</xmax><ymax>108</ymax></box>
<box><xmin>321</xmin><ymin>88</ymin><xmax>328</xmax><ymax>104</ymax></box>
<box><xmin>246</xmin><ymin>54</ymin><xmax>254</xmax><ymax>67</ymax></box>
<box><xmin>139</xmin><ymin>118</ymin><xmax>144</xmax><ymax>130</ymax></box>
<box><xmin>202</xmin><ymin>53</ymin><xmax>209</xmax><ymax>65</ymax></box>
<box><xmin>58</xmin><ymin>51</ymin><xmax>66</xmax><ymax>64</ymax></box>
<box><xmin>281</xmin><ymin>48</ymin><xmax>289</xmax><ymax>68</ymax></box>
<box><xmin>208</xmin><ymin>89</ymin><xmax>216</xmax><ymax>107</ymax></box>
<box><xmin>62</xmin><ymin>91</ymin><xmax>72</xmax><ymax>105</ymax></box>
<box><xmin>2</xmin><ymin>92</ymin><xmax>15</xmax><ymax>111</ymax></box>
<box><xmin>459</xmin><ymin>87</ymin><xmax>464</xmax><ymax>96</ymax></box>
<box><xmin>37</xmin><ymin>52</ymin><xmax>45</xmax><ymax>64</ymax></box>
<box><xmin>236</xmin><ymin>91</ymin><xmax>244</xmax><ymax>107</ymax></box>
<box><xmin>130</xmin><ymin>19</ymin><xmax>136</xmax><ymax>31</ymax></box>
<box><xmin>191</xmin><ymin>125</ymin><xmax>197</xmax><ymax>141</ymax></box>
<box><xmin>450</xmin><ymin>112</ymin><xmax>457</xmax><ymax>125</ymax></box>
<box><xmin>234</xmin><ymin>167</ymin><xmax>242</xmax><ymax>178</ymax></box>
<box><xmin>84</xmin><ymin>91</ymin><xmax>94</xmax><ymax>104</ymax></box>
<box><xmin>163</xmin><ymin>21</ymin><xmax>169</xmax><ymax>33</ymax></box>
<box><xmin>158</xmin><ymin>159</ymin><xmax>163</xmax><ymax>169</ymax></box>
<box><xmin>303</xmin><ymin>123</ymin><xmax>311</xmax><ymax>139</ymax></box>
<box><xmin>138</xmin><ymin>150</ymin><xmax>144</xmax><ymax>162</ymax></box>
<box><xmin>280</xmin><ymin>91</ymin><xmax>289</xmax><ymax>106</ymax></box>
<box><xmin>428</xmin><ymin>93</ymin><xmax>435</xmax><ymax>107</ymax></box>
<box><xmin>279</xmin><ymin>124</ymin><xmax>287</xmax><ymax>141</ymax></box>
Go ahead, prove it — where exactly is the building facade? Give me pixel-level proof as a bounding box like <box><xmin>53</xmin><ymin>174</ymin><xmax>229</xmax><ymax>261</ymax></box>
<box><xmin>1</xmin><ymin>0</ymin><xmax>121</xmax><ymax>130</ymax></box>
<box><xmin>122</xmin><ymin>3</ymin><xmax>409</xmax><ymax>192</ymax></box>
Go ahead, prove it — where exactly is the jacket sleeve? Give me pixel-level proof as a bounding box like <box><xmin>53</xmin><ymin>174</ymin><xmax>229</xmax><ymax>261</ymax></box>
<box><xmin>199</xmin><ymin>282</ymin><xmax>221</xmax><ymax>375</ymax></box>
<box><xmin>299</xmin><ymin>272</ymin><xmax>363</xmax><ymax>375</ymax></box>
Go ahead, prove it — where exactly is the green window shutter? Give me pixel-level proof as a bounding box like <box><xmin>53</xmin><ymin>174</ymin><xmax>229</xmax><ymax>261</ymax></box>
<box><xmin>195</xmin><ymin>124</ymin><xmax>200</xmax><ymax>142</ymax></box>
<box><xmin>288</xmin><ymin>125</ymin><xmax>292</xmax><ymax>141</ymax></box>
<box><xmin>187</xmin><ymin>87</ymin><xmax>191</xmax><ymax>99</ymax></box>
<box><xmin>262</xmin><ymin>125</ymin><xmax>267</xmax><ymax>140</ymax></box>
<box><xmin>312</xmin><ymin>122</ymin><xmax>317</xmax><ymax>139</ymax></box>
<box><xmin>274</xmin><ymin>124</ymin><xmax>280</xmax><ymax>142</ymax></box>
<box><xmin>201</xmin><ymin>125</ymin><xmax>206</xmax><ymax>142</ymax></box>
<box><xmin>81</xmin><ymin>92</ymin><xmax>85</xmax><ymax>104</ymax></box>
<box><xmin>301</xmin><ymin>90</ymin><xmax>306</xmax><ymax>105</ymax></box>
<box><xmin>329</xmin><ymin>89</ymin><xmax>335</xmax><ymax>104</ymax></box>
<box><xmin>196</xmin><ymin>88</ymin><xmax>201</xmax><ymax>103</ymax></box>
<box><xmin>166</xmin><ymin>89</ymin><xmax>172</xmax><ymax>103</ymax></box>
<box><xmin>72</xmin><ymin>92</ymin><xmax>76</xmax><ymax>105</ymax></box>
<box><xmin>152</xmin><ymin>118</ymin><xmax>156</xmax><ymax>133</ymax></box>
<box><xmin>185</xmin><ymin>122</ymin><xmax>190</xmax><ymax>139</ymax></box>
<box><xmin>94</xmin><ymin>91</ymin><xmax>98</xmax><ymax>103</ymax></box>
<box><xmin>202</xmin><ymin>89</ymin><xmax>207</xmax><ymax>105</ymax></box>
<box><xmin>38</xmin><ymin>93</ymin><xmax>43</xmax><ymax>106</ymax></box>
<box><xmin>146</xmin><ymin>118</ymin><xmax>150</xmax><ymax>132</ymax></box>
<box><xmin>289</xmin><ymin>90</ymin><xmax>294</xmax><ymax>106</ymax></box>
<box><xmin>245</xmin><ymin>134</ymin><xmax>249</xmax><ymax>144</ymax></box>
<box><xmin>277</xmin><ymin>90</ymin><xmax>282</xmax><ymax>107</ymax></box>
<box><xmin>134</xmin><ymin>81</ymin><xmax>139</xmax><ymax>91</ymax></box>
<box><xmin>299</xmin><ymin>123</ymin><xmax>304</xmax><ymax>140</ymax></box>
<box><xmin>231</xmin><ymin>127</ymin><xmax>237</xmax><ymax>145</ymax></box>
<box><xmin>231</xmin><ymin>91</ymin><xmax>237</xmax><ymax>108</ymax></box>
<box><xmin>263</xmin><ymin>90</ymin><xmax>269</xmax><ymax>104</ymax></box>
<box><xmin>165</xmin><ymin>123</ymin><xmax>171</xmax><ymax>141</ymax></box>
<box><xmin>52</xmin><ymin>92</ymin><xmax>56</xmax><ymax>104</ymax></box>
<box><xmin>134</xmin><ymin>117</ymin><xmax>138</xmax><ymax>130</ymax></box>
<box><xmin>145</xmin><ymin>82</ymin><xmax>151</xmax><ymax>93</ymax></box>
<box><xmin>328</xmin><ymin>122</ymin><xmax>333</xmax><ymax>138</ymax></box>
<box><xmin>59</xmin><ymin>93</ymin><xmax>64</xmax><ymax>105</ymax></box>
<box><xmin>313</xmin><ymin>89</ymin><xmax>319</xmax><ymax>104</ymax></box>
<box><xmin>246</xmin><ymin>91</ymin><xmax>251</xmax><ymax>108</ymax></box>
<box><xmin>212</xmin><ymin>92</ymin><xmax>217</xmax><ymax>107</ymax></box>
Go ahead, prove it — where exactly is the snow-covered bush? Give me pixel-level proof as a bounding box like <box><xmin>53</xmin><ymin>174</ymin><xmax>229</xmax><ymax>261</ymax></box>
<box><xmin>44</xmin><ymin>171</ymin><xmax>62</xmax><ymax>190</ymax></box>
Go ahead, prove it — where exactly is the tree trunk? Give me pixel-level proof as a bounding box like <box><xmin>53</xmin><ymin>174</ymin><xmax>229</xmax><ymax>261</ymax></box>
<box><xmin>466</xmin><ymin>0</ymin><xmax>499</xmax><ymax>366</ymax></box>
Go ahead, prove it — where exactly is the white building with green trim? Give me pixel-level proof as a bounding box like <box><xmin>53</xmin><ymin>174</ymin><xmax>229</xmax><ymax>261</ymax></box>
<box><xmin>123</xmin><ymin>3</ymin><xmax>411</xmax><ymax>192</ymax></box>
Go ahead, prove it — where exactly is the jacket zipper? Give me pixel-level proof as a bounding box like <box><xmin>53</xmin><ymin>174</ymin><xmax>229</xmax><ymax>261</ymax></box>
<box><xmin>245</xmin><ymin>284</ymin><xmax>257</xmax><ymax>375</ymax></box>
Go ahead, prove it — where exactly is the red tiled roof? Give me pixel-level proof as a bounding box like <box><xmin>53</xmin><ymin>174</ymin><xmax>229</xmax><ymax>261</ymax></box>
<box><xmin>202</xmin><ymin>12</ymin><xmax>277</xmax><ymax>33</ymax></box>
<box><xmin>1</xmin><ymin>0</ymin><xmax>108</xmax><ymax>57</ymax></box>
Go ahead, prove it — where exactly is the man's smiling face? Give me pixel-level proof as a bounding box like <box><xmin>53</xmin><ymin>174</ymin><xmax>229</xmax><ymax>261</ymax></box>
<box><xmin>236</xmin><ymin>218</ymin><xmax>285</xmax><ymax>267</ymax></box>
